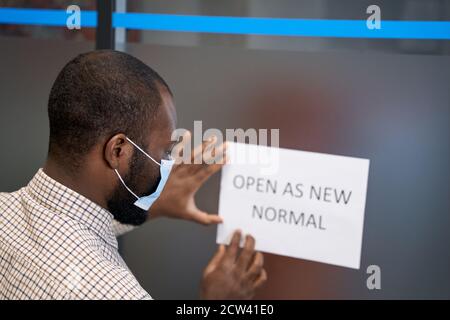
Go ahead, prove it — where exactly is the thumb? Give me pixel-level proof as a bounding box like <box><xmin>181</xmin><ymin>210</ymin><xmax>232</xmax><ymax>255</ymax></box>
<box><xmin>190</xmin><ymin>209</ymin><xmax>223</xmax><ymax>225</ymax></box>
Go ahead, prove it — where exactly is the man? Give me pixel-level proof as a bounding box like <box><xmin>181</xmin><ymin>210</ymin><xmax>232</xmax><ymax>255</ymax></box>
<box><xmin>0</xmin><ymin>50</ymin><xmax>266</xmax><ymax>299</ymax></box>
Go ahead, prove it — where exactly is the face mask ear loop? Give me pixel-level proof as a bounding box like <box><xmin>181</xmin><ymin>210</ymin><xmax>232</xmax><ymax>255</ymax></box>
<box><xmin>125</xmin><ymin>137</ymin><xmax>161</xmax><ymax>167</ymax></box>
<box><xmin>114</xmin><ymin>169</ymin><xmax>140</xmax><ymax>200</ymax></box>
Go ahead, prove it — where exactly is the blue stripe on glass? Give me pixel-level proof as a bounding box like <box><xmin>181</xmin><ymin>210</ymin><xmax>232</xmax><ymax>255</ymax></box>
<box><xmin>0</xmin><ymin>8</ymin><xmax>96</xmax><ymax>27</ymax></box>
<box><xmin>113</xmin><ymin>13</ymin><xmax>450</xmax><ymax>39</ymax></box>
<box><xmin>0</xmin><ymin>8</ymin><xmax>449</xmax><ymax>40</ymax></box>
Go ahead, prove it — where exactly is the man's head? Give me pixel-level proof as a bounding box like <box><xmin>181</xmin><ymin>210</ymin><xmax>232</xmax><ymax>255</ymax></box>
<box><xmin>47</xmin><ymin>50</ymin><xmax>176</xmax><ymax>225</ymax></box>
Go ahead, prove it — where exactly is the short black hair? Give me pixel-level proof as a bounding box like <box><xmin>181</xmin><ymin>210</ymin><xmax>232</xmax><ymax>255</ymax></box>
<box><xmin>47</xmin><ymin>50</ymin><xmax>171</xmax><ymax>170</ymax></box>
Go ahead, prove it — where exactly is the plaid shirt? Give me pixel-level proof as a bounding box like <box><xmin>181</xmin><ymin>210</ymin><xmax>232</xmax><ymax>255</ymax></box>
<box><xmin>0</xmin><ymin>169</ymin><xmax>151</xmax><ymax>300</ymax></box>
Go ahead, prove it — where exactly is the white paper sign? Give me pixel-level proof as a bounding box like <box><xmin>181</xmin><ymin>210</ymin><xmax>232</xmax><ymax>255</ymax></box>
<box><xmin>217</xmin><ymin>142</ymin><xmax>370</xmax><ymax>269</ymax></box>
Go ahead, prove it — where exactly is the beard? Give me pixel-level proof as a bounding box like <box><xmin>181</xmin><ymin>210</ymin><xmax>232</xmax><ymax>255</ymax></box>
<box><xmin>107</xmin><ymin>150</ymin><xmax>160</xmax><ymax>226</ymax></box>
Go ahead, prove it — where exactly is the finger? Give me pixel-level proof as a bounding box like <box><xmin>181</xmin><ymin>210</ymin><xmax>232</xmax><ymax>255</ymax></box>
<box><xmin>204</xmin><ymin>245</ymin><xmax>226</xmax><ymax>274</ymax></box>
<box><xmin>224</xmin><ymin>230</ymin><xmax>241</xmax><ymax>262</ymax></box>
<box><xmin>203</xmin><ymin>141</ymin><xmax>227</xmax><ymax>165</ymax></box>
<box><xmin>191</xmin><ymin>135</ymin><xmax>217</xmax><ymax>164</ymax></box>
<box><xmin>246</xmin><ymin>252</ymin><xmax>264</xmax><ymax>280</ymax></box>
<box><xmin>182</xmin><ymin>140</ymin><xmax>226</xmax><ymax>178</ymax></box>
<box><xmin>236</xmin><ymin>235</ymin><xmax>255</xmax><ymax>271</ymax></box>
<box><xmin>197</xmin><ymin>141</ymin><xmax>227</xmax><ymax>173</ymax></box>
<box><xmin>189</xmin><ymin>209</ymin><xmax>223</xmax><ymax>225</ymax></box>
<box><xmin>253</xmin><ymin>269</ymin><xmax>268</xmax><ymax>289</ymax></box>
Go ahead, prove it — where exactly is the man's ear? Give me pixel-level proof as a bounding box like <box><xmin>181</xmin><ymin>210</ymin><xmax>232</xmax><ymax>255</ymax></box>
<box><xmin>104</xmin><ymin>133</ymin><xmax>132</xmax><ymax>170</ymax></box>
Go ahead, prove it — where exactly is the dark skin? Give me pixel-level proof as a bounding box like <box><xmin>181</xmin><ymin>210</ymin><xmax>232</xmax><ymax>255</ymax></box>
<box><xmin>43</xmin><ymin>87</ymin><xmax>267</xmax><ymax>299</ymax></box>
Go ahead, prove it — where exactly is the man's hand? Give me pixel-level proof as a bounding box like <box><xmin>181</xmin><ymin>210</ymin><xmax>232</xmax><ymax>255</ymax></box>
<box><xmin>200</xmin><ymin>230</ymin><xmax>267</xmax><ymax>300</ymax></box>
<box><xmin>149</xmin><ymin>132</ymin><xmax>226</xmax><ymax>225</ymax></box>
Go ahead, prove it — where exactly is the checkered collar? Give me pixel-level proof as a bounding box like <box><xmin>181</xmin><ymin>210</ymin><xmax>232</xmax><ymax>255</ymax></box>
<box><xmin>26</xmin><ymin>168</ymin><xmax>118</xmax><ymax>249</ymax></box>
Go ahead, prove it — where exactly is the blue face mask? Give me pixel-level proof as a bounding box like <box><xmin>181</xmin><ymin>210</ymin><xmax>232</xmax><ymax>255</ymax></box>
<box><xmin>114</xmin><ymin>137</ymin><xmax>175</xmax><ymax>211</ymax></box>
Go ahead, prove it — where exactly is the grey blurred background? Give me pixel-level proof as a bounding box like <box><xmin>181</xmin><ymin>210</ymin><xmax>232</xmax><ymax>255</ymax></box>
<box><xmin>0</xmin><ymin>0</ymin><xmax>449</xmax><ymax>299</ymax></box>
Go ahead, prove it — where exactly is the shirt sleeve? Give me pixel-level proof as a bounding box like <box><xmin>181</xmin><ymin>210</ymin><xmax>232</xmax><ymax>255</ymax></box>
<box><xmin>111</xmin><ymin>219</ymin><xmax>136</xmax><ymax>237</ymax></box>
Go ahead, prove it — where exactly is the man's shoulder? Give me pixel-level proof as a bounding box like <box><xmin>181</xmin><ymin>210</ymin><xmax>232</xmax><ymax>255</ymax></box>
<box><xmin>0</xmin><ymin>240</ymin><xmax>149</xmax><ymax>299</ymax></box>
<box><xmin>0</xmin><ymin>188</ymin><xmax>100</xmax><ymax>252</ymax></box>
<box><xmin>0</xmin><ymin>187</ymin><xmax>150</xmax><ymax>300</ymax></box>
<box><xmin>0</xmin><ymin>189</ymin><xmax>22</xmax><ymax>212</ymax></box>
<box><xmin>0</xmin><ymin>189</ymin><xmax>27</xmax><ymax>236</ymax></box>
